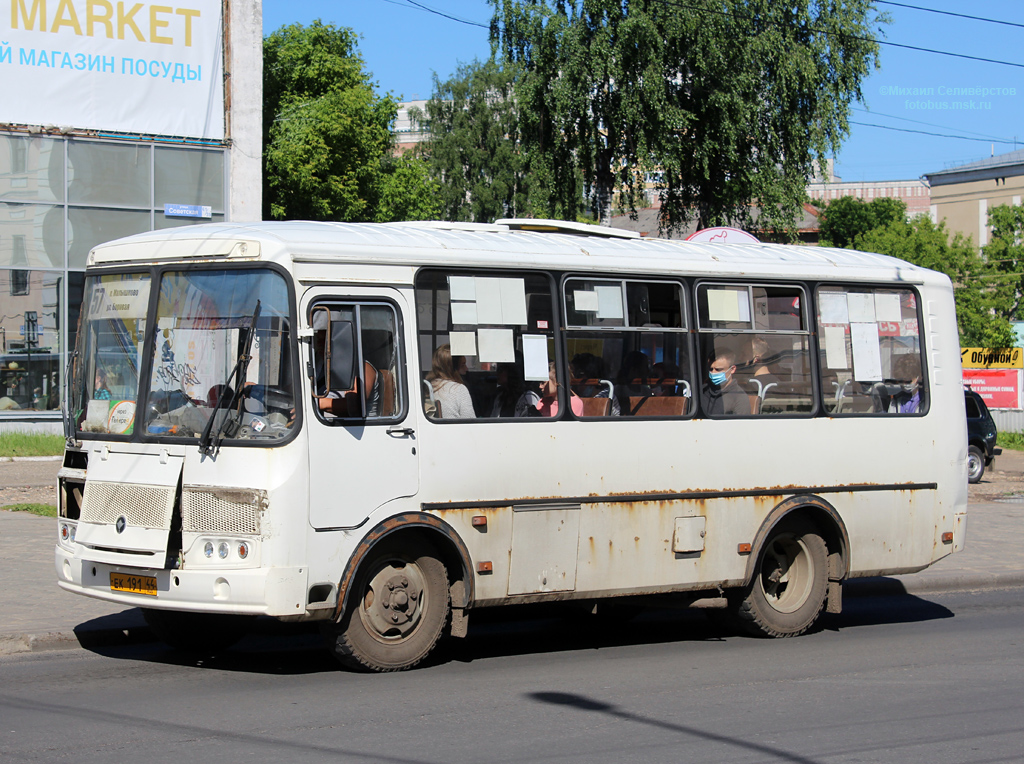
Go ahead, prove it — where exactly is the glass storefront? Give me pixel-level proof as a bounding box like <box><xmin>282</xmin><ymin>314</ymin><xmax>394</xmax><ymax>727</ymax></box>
<box><xmin>0</xmin><ymin>133</ymin><xmax>226</xmax><ymax>416</ymax></box>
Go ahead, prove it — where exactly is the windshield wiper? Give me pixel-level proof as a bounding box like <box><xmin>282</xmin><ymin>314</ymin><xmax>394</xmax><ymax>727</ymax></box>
<box><xmin>198</xmin><ymin>300</ymin><xmax>261</xmax><ymax>457</ymax></box>
<box><xmin>62</xmin><ymin>349</ymin><xmax>78</xmax><ymax>448</ymax></box>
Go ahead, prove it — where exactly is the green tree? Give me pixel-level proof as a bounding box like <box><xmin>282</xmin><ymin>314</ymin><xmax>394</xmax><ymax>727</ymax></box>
<box><xmin>489</xmin><ymin>0</ymin><xmax>883</xmax><ymax>231</ymax></box>
<box><xmin>983</xmin><ymin>203</ymin><xmax>1024</xmax><ymax>322</ymax></box>
<box><xmin>263</xmin><ymin>22</ymin><xmax>439</xmax><ymax>222</ymax></box>
<box><xmin>418</xmin><ymin>60</ymin><xmax>541</xmax><ymax>222</ymax></box>
<box><xmin>856</xmin><ymin>216</ymin><xmax>1014</xmax><ymax>347</ymax></box>
<box><xmin>373</xmin><ymin>155</ymin><xmax>442</xmax><ymax>223</ymax></box>
<box><xmin>817</xmin><ymin>196</ymin><xmax>907</xmax><ymax>249</ymax></box>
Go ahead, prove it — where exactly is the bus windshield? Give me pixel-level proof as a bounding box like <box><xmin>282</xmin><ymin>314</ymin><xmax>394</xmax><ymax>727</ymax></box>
<box><xmin>74</xmin><ymin>267</ymin><xmax>296</xmax><ymax>443</ymax></box>
<box><xmin>73</xmin><ymin>273</ymin><xmax>151</xmax><ymax>436</ymax></box>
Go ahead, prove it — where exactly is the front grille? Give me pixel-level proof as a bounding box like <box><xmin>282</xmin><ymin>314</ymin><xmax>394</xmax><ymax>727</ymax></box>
<box><xmin>182</xmin><ymin>487</ymin><xmax>265</xmax><ymax>535</ymax></box>
<box><xmin>81</xmin><ymin>481</ymin><xmax>176</xmax><ymax>530</ymax></box>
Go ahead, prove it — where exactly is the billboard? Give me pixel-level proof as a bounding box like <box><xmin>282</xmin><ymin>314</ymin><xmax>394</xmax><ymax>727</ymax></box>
<box><xmin>962</xmin><ymin>368</ymin><xmax>1021</xmax><ymax>409</ymax></box>
<box><xmin>1</xmin><ymin>0</ymin><xmax>224</xmax><ymax>139</ymax></box>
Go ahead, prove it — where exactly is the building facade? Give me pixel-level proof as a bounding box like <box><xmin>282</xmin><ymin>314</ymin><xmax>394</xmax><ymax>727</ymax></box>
<box><xmin>806</xmin><ymin>178</ymin><xmax>932</xmax><ymax>218</ymax></box>
<box><xmin>924</xmin><ymin>148</ymin><xmax>1024</xmax><ymax>248</ymax></box>
<box><xmin>1</xmin><ymin>0</ymin><xmax>262</xmax><ymax>427</ymax></box>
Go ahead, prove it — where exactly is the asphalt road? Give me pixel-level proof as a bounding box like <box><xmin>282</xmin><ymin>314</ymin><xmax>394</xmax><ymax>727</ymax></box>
<box><xmin>2</xmin><ymin>588</ymin><xmax>1023</xmax><ymax>764</ymax></box>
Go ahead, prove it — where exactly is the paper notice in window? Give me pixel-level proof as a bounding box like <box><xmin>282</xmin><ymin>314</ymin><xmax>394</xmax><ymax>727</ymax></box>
<box><xmin>499</xmin><ymin>278</ymin><xmax>528</xmax><ymax>325</ymax></box>
<box><xmin>595</xmin><ymin>285</ymin><xmax>624</xmax><ymax>319</ymax></box>
<box><xmin>448</xmin><ymin>276</ymin><xmax>476</xmax><ymax>301</ymax></box>
<box><xmin>708</xmin><ymin>289</ymin><xmax>741</xmax><ymax>322</ymax></box>
<box><xmin>850</xmin><ymin>323</ymin><xmax>882</xmax><ymax>381</ymax></box>
<box><xmin>522</xmin><ymin>334</ymin><xmax>549</xmax><ymax>381</ymax></box>
<box><xmin>477</xmin><ymin>328</ymin><xmax>515</xmax><ymax>363</ymax></box>
<box><xmin>823</xmin><ymin>325</ymin><xmax>848</xmax><ymax>369</ymax></box>
<box><xmin>449</xmin><ymin>331</ymin><xmax>477</xmax><ymax>357</ymax></box>
<box><xmin>737</xmin><ymin>293</ymin><xmax>751</xmax><ymax>323</ymax></box>
<box><xmin>874</xmin><ymin>293</ymin><xmax>902</xmax><ymax>322</ymax></box>
<box><xmin>575</xmin><ymin>290</ymin><xmax>599</xmax><ymax>312</ymax></box>
<box><xmin>818</xmin><ymin>293</ymin><xmax>849</xmax><ymax>324</ymax></box>
<box><xmin>450</xmin><ymin>302</ymin><xmax>478</xmax><ymax>326</ymax></box>
<box><xmin>847</xmin><ymin>293</ymin><xmax>875</xmax><ymax>323</ymax></box>
<box><xmin>475</xmin><ymin>278</ymin><xmax>503</xmax><ymax>324</ymax></box>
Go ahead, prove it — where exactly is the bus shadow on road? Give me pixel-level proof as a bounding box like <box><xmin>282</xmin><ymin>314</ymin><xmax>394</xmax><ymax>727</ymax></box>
<box><xmin>79</xmin><ymin>614</ymin><xmax>338</xmax><ymax>675</ymax></box>
<box><xmin>76</xmin><ymin>585</ymin><xmax>953</xmax><ymax>674</ymax></box>
<box><xmin>442</xmin><ymin>590</ymin><xmax>954</xmax><ymax>666</ymax></box>
<box><xmin>819</xmin><ymin>580</ymin><xmax>955</xmax><ymax>631</ymax></box>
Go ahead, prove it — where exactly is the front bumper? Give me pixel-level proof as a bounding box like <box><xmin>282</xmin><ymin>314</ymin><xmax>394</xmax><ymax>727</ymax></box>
<box><xmin>55</xmin><ymin>545</ymin><xmax>307</xmax><ymax>617</ymax></box>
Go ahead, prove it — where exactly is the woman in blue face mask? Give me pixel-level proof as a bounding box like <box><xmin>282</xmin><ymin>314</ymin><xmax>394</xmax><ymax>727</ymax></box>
<box><xmin>702</xmin><ymin>348</ymin><xmax>751</xmax><ymax>416</ymax></box>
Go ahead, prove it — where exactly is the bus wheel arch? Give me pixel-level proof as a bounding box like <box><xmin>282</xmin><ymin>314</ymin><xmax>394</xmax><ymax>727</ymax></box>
<box><xmin>325</xmin><ymin>514</ymin><xmax>473</xmax><ymax>672</ymax></box>
<box><xmin>732</xmin><ymin>496</ymin><xmax>849</xmax><ymax>637</ymax></box>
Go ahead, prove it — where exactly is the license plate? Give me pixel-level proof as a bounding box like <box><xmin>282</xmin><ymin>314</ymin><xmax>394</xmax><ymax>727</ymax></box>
<box><xmin>110</xmin><ymin>572</ymin><xmax>158</xmax><ymax>596</ymax></box>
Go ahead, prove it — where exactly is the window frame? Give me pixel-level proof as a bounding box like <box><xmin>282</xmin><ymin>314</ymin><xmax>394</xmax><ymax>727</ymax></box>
<box><xmin>562</xmin><ymin>274</ymin><xmax>696</xmax><ymax>420</ymax></box>
<box><xmin>813</xmin><ymin>282</ymin><xmax>929</xmax><ymax>418</ymax></box>
<box><xmin>695</xmin><ymin>280</ymin><xmax>816</xmax><ymax>418</ymax></box>
<box><xmin>414</xmin><ymin>267</ymin><xmax>561</xmax><ymax>424</ymax></box>
<box><xmin>307</xmin><ymin>297</ymin><xmax>409</xmax><ymax>427</ymax></box>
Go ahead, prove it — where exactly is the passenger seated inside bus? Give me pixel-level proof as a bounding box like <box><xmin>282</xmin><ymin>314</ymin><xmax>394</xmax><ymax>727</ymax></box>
<box><xmin>311</xmin><ymin>322</ymin><xmax>382</xmax><ymax>418</ymax></box>
<box><xmin>318</xmin><ymin>360</ymin><xmax>380</xmax><ymax>418</ymax></box>
<box><xmin>615</xmin><ymin>351</ymin><xmax>653</xmax><ymax>414</ymax></box>
<box><xmin>425</xmin><ymin>344</ymin><xmax>476</xmax><ymax>419</ymax></box>
<box><xmin>871</xmin><ymin>354</ymin><xmax>924</xmax><ymax>414</ymax></box>
<box><xmin>702</xmin><ymin>348</ymin><xmax>751</xmax><ymax>416</ymax></box>
<box><xmin>651</xmin><ymin>361</ymin><xmax>681</xmax><ymax>396</ymax></box>
<box><xmin>570</xmin><ymin>353</ymin><xmax>619</xmax><ymax>416</ymax></box>
<box><xmin>537</xmin><ymin>361</ymin><xmax>583</xmax><ymax>417</ymax></box>
<box><xmin>490</xmin><ymin>361</ymin><xmax>540</xmax><ymax>417</ymax></box>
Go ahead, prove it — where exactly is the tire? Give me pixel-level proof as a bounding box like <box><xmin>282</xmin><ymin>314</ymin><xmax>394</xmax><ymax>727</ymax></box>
<box><xmin>733</xmin><ymin>520</ymin><xmax>828</xmax><ymax>638</ymax></box>
<box><xmin>325</xmin><ymin>538</ymin><xmax>449</xmax><ymax>672</ymax></box>
<box><xmin>142</xmin><ymin>609</ymin><xmax>253</xmax><ymax>656</ymax></box>
<box><xmin>967</xmin><ymin>445</ymin><xmax>985</xmax><ymax>484</ymax></box>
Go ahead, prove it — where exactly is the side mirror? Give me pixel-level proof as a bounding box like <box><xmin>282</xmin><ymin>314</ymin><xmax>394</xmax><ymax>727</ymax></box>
<box><xmin>311</xmin><ymin>308</ymin><xmax>356</xmax><ymax>396</ymax></box>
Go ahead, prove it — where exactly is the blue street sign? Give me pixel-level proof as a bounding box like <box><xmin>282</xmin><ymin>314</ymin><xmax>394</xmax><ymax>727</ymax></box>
<box><xmin>164</xmin><ymin>204</ymin><xmax>213</xmax><ymax>219</ymax></box>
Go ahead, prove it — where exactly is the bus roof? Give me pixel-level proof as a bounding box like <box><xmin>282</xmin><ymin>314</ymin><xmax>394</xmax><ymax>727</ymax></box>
<box><xmin>87</xmin><ymin>220</ymin><xmax>942</xmax><ymax>286</ymax></box>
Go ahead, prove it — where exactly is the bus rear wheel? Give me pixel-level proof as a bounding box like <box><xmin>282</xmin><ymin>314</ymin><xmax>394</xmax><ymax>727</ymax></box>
<box><xmin>325</xmin><ymin>538</ymin><xmax>449</xmax><ymax>672</ymax></box>
<box><xmin>733</xmin><ymin>521</ymin><xmax>827</xmax><ymax>638</ymax></box>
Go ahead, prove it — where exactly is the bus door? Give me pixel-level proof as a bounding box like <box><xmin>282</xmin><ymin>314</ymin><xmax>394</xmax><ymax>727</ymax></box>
<box><xmin>305</xmin><ymin>291</ymin><xmax>418</xmax><ymax>529</ymax></box>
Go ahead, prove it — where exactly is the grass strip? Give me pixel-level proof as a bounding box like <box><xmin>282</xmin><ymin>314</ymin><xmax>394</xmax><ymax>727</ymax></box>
<box><xmin>998</xmin><ymin>431</ymin><xmax>1024</xmax><ymax>451</ymax></box>
<box><xmin>3</xmin><ymin>503</ymin><xmax>58</xmax><ymax>518</ymax></box>
<box><xmin>0</xmin><ymin>433</ymin><xmax>64</xmax><ymax>458</ymax></box>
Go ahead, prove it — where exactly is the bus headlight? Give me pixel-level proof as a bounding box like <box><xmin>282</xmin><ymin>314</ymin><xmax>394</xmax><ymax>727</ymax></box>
<box><xmin>218</xmin><ymin>542</ymin><xmax>229</xmax><ymax>559</ymax></box>
<box><xmin>237</xmin><ymin>542</ymin><xmax>249</xmax><ymax>559</ymax></box>
<box><xmin>204</xmin><ymin>541</ymin><xmax>214</xmax><ymax>558</ymax></box>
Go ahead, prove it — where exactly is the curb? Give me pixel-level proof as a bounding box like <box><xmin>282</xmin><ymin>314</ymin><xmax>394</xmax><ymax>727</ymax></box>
<box><xmin>0</xmin><ymin>626</ymin><xmax>156</xmax><ymax>657</ymax></box>
<box><xmin>837</xmin><ymin>572</ymin><xmax>1024</xmax><ymax>598</ymax></box>
<box><xmin>0</xmin><ymin>455</ymin><xmax>62</xmax><ymax>463</ymax></box>
<box><xmin>4</xmin><ymin>575</ymin><xmax>1024</xmax><ymax>657</ymax></box>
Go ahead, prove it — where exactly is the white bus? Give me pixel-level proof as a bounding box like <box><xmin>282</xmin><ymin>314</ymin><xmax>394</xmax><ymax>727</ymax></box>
<box><xmin>55</xmin><ymin>219</ymin><xmax>967</xmax><ymax>671</ymax></box>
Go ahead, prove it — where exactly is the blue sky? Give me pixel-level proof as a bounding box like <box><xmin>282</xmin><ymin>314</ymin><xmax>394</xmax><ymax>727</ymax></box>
<box><xmin>262</xmin><ymin>1</ymin><xmax>1023</xmax><ymax>183</ymax></box>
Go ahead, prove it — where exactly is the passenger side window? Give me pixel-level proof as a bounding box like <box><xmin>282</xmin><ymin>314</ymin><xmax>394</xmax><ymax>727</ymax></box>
<box><xmin>697</xmin><ymin>283</ymin><xmax>813</xmax><ymax>416</ymax></box>
<box><xmin>564</xmin><ymin>278</ymin><xmax>693</xmax><ymax>417</ymax></box>
<box><xmin>309</xmin><ymin>302</ymin><xmax>403</xmax><ymax>422</ymax></box>
<box><xmin>816</xmin><ymin>287</ymin><xmax>926</xmax><ymax>415</ymax></box>
<box><xmin>414</xmin><ymin>270</ymin><xmax>557</xmax><ymax>420</ymax></box>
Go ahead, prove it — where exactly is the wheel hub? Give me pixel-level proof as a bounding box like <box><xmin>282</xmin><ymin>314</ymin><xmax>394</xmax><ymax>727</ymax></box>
<box><xmin>361</xmin><ymin>563</ymin><xmax>426</xmax><ymax>639</ymax></box>
<box><xmin>759</xmin><ymin>536</ymin><xmax>813</xmax><ymax>614</ymax></box>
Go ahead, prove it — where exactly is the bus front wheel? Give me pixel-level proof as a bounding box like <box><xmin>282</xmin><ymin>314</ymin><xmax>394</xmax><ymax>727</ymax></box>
<box><xmin>734</xmin><ymin>521</ymin><xmax>828</xmax><ymax>638</ymax></box>
<box><xmin>325</xmin><ymin>538</ymin><xmax>450</xmax><ymax>672</ymax></box>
